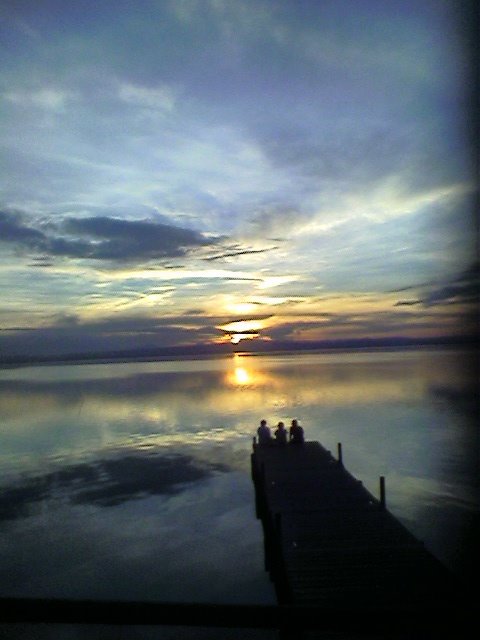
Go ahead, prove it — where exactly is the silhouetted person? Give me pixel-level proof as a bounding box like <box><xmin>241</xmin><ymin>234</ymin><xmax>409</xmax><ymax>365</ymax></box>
<box><xmin>274</xmin><ymin>421</ymin><xmax>287</xmax><ymax>446</ymax></box>
<box><xmin>257</xmin><ymin>419</ymin><xmax>272</xmax><ymax>445</ymax></box>
<box><xmin>289</xmin><ymin>419</ymin><xmax>304</xmax><ymax>444</ymax></box>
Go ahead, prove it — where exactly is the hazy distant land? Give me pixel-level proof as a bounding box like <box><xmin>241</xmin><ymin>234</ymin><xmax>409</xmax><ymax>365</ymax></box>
<box><xmin>1</xmin><ymin>334</ymin><xmax>477</xmax><ymax>368</ymax></box>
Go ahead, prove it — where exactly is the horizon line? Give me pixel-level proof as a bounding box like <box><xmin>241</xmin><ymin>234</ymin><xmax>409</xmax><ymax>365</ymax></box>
<box><xmin>1</xmin><ymin>334</ymin><xmax>477</xmax><ymax>368</ymax></box>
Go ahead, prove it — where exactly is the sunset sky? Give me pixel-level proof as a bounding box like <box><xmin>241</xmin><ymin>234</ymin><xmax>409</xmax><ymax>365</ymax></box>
<box><xmin>0</xmin><ymin>0</ymin><xmax>477</xmax><ymax>359</ymax></box>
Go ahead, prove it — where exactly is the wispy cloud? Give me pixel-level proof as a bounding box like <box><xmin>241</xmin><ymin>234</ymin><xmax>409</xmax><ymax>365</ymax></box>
<box><xmin>203</xmin><ymin>245</ymin><xmax>279</xmax><ymax>261</ymax></box>
<box><xmin>118</xmin><ymin>82</ymin><xmax>177</xmax><ymax>112</ymax></box>
<box><xmin>3</xmin><ymin>87</ymin><xmax>75</xmax><ymax>111</ymax></box>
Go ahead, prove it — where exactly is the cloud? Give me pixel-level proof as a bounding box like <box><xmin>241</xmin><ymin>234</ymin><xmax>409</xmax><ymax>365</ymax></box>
<box><xmin>63</xmin><ymin>216</ymin><xmax>215</xmax><ymax>258</ymax></box>
<box><xmin>203</xmin><ymin>244</ymin><xmax>279</xmax><ymax>261</ymax></box>
<box><xmin>118</xmin><ymin>82</ymin><xmax>177</xmax><ymax>111</ymax></box>
<box><xmin>0</xmin><ymin>210</ymin><xmax>46</xmax><ymax>245</ymax></box>
<box><xmin>265</xmin><ymin>309</ymin><xmax>460</xmax><ymax>343</ymax></box>
<box><xmin>0</xmin><ymin>211</ymin><xmax>217</xmax><ymax>262</ymax></box>
<box><xmin>247</xmin><ymin>205</ymin><xmax>312</xmax><ymax>239</ymax></box>
<box><xmin>3</xmin><ymin>87</ymin><xmax>75</xmax><ymax>111</ymax></box>
<box><xmin>27</xmin><ymin>256</ymin><xmax>56</xmax><ymax>268</ymax></box>
<box><xmin>395</xmin><ymin>262</ymin><xmax>479</xmax><ymax>308</ymax></box>
<box><xmin>394</xmin><ymin>300</ymin><xmax>420</xmax><ymax>307</ymax></box>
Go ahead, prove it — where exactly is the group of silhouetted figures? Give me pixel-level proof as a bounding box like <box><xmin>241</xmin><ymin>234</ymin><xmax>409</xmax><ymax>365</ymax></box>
<box><xmin>256</xmin><ymin>418</ymin><xmax>304</xmax><ymax>446</ymax></box>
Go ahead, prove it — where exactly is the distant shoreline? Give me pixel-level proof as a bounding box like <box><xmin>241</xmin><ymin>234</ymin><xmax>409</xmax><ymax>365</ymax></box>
<box><xmin>1</xmin><ymin>335</ymin><xmax>477</xmax><ymax>369</ymax></box>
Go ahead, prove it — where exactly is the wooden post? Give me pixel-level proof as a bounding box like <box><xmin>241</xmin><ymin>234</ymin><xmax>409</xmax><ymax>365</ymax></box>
<box><xmin>380</xmin><ymin>476</ymin><xmax>386</xmax><ymax>509</ymax></box>
<box><xmin>337</xmin><ymin>442</ymin><xmax>343</xmax><ymax>466</ymax></box>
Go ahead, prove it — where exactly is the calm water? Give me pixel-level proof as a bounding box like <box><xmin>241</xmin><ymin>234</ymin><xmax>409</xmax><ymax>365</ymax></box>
<box><xmin>0</xmin><ymin>347</ymin><xmax>477</xmax><ymax>610</ymax></box>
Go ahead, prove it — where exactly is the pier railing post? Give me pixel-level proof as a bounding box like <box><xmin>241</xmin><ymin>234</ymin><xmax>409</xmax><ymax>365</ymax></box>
<box><xmin>337</xmin><ymin>442</ymin><xmax>343</xmax><ymax>466</ymax></box>
<box><xmin>380</xmin><ymin>476</ymin><xmax>386</xmax><ymax>509</ymax></box>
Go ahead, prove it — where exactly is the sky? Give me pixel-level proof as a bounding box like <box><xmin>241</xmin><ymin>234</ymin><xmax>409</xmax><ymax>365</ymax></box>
<box><xmin>0</xmin><ymin>0</ymin><xmax>478</xmax><ymax>359</ymax></box>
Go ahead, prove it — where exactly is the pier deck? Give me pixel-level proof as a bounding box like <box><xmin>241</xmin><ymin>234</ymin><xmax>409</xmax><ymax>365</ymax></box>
<box><xmin>251</xmin><ymin>440</ymin><xmax>459</xmax><ymax>614</ymax></box>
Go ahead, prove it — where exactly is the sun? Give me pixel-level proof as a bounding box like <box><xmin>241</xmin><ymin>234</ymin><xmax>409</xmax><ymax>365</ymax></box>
<box><xmin>230</xmin><ymin>332</ymin><xmax>260</xmax><ymax>345</ymax></box>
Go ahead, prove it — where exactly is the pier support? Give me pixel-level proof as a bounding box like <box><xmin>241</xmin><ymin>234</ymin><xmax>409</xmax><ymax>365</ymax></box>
<box><xmin>337</xmin><ymin>442</ymin><xmax>343</xmax><ymax>466</ymax></box>
<box><xmin>379</xmin><ymin>475</ymin><xmax>386</xmax><ymax>509</ymax></box>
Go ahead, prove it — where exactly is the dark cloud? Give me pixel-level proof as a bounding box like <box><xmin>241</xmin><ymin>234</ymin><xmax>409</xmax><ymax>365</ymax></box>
<box><xmin>395</xmin><ymin>262</ymin><xmax>479</xmax><ymax>308</ymax></box>
<box><xmin>0</xmin><ymin>211</ymin><xmax>217</xmax><ymax>262</ymax></box>
<box><xmin>204</xmin><ymin>245</ymin><xmax>279</xmax><ymax>261</ymax></box>
<box><xmin>0</xmin><ymin>451</ymin><xmax>228</xmax><ymax>520</ymax></box>
<box><xmin>388</xmin><ymin>283</ymin><xmax>431</xmax><ymax>294</ymax></box>
<box><xmin>0</xmin><ymin>479</ymin><xmax>47</xmax><ymax>521</ymax></box>
<box><xmin>0</xmin><ymin>210</ymin><xmax>50</xmax><ymax>253</ymax></box>
<box><xmin>423</xmin><ymin>285</ymin><xmax>478</xmax><ymax>307</ymax></box>
<box><xmin>63</xmin><ymin>216</ymin><xmax>213</xmax><ymax>259</ymax></box>
<box><xmin>394</xmin><ymin>300</ymin><xmax>421</xmax><ymax>307</ymax></box>
<box><xmin>27</xmin><ymin>256</ymin><xmax>55</xmax><ymax>268</ymax></box>
<box><xmin>220</xmin><ymin>329</ymin><xmax>259</xmax><ymax>338</ymax></box>
<box><xmin>266</xmin><ymin>305</ymin><xmax>474</xmax><ymax>342</ymax></box>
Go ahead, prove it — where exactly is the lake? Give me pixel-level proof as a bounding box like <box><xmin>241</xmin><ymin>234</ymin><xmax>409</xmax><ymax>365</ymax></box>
<box><xmin>0</xmin><ymin>347</ymin><xmax>477</xmax><ymax>634</ymax></box>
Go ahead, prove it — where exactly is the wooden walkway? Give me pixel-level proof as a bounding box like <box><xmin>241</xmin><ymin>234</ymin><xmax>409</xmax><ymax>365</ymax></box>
<box><xmin>251</xmin><ymin>439</ymin><xmax>460</xmax><ymax>615</ymax></box>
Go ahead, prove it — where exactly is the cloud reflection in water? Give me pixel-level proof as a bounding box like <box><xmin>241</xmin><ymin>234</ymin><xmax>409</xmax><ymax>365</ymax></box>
<box><xmin>0</xmin><ymin>451</ymin><xmax>228</xmax><ymax>519</ymax></box>
<box><xmin>0</xmin><ymin>445</ymin><xmax>273</xmax><ymax>604</ymax></box>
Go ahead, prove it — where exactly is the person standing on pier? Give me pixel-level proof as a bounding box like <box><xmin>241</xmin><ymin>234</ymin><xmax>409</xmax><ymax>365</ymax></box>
<box><xmin>289</xmin><ymin>419</ymin><xmax>304</xmax><ymax>444</ymax></box>
<box><xmin>257</xmin><ymin>419</ymin><xmax>273</xmax><ymax>445</ymax></box>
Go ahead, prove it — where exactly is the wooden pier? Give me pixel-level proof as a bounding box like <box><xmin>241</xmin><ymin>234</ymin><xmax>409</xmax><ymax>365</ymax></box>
<box><xmin>251</xmin><ymin>439</ymin><xmax>463</xmax><ymax>618</ymax></box>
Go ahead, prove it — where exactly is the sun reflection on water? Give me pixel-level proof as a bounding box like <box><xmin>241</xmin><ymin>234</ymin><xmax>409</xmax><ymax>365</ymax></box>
<box><xmin>226</xmin><ymin>354</ymin><xmax>265</xmax><ymax>387</ymax></box>
<box><xmin>234</xmin><ymin>366</ymin><xmax>250</xmax><ymax>385</ymax></box>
